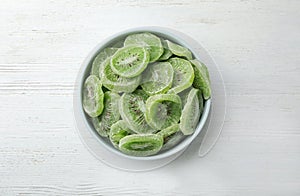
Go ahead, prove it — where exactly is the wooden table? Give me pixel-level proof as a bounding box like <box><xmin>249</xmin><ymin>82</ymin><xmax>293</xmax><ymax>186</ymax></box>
<box><xmin>1</xmin><ymin>0</ymin><xmax>299</xmax><ymax>195</ymax></box>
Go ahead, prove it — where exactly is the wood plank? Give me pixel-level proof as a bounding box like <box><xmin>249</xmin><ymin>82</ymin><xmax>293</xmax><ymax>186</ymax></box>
<box><xmin>0</xmin><ymin>0</ymin><xmax>299</xmax><ymax>195</ymax></box>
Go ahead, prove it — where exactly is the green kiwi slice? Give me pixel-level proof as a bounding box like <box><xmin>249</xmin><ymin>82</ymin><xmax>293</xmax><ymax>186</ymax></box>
<box><xmin>197</xmin><ymin>89</ymin><xmax>204</xmax><ymax>115</ymax></box>
<box><xmin>158</xmin><ymin>39</ymin><xmax>173</xmax><ymax>60</ymax></box>
<box><xmin>91</xmin><ymin>48</ymin><xmax>118</xmax><ymax>77</ymax></box>
<box><xmin>124</xmin><ymin>32</ymin><xmax>164</xmax><ymax>62</ymax></box>
<box><xmin>109</xmin><ymin>120</ymin><xmax>133</xmax><ymax>148</ymax></box>
<box><xmin>145</xmin><ymin>94</ymin><xmax>182</xmax><ymax>130</ymax></box>
<box><xmin>166</xmin><ymin>40</ymin><xmax>192</xmax><ymax>60</ymax></box>
<box><xmin>203</xmin><ymin>65</ymin><xmax>211</xmax><ymax>83</ymax></box>
<box><xmin>100</xmin><ymin>59</ymin><xmax>141</xmax><ymax>93</ymax></box>
<box><xmin>157</xmin><ymin>124</ymin><xmax>184</xmax><ymax>151</ymax></box>
<box><xmin>119</xmin><ymin>90</ymin><xmax>155</xmax><ymax>134</ymax></box>
<box><xmin>141</xmin><ymin>62</ymin><xmax>174</xmax><ymax>95</ymax></box>
<box><xmin>82</xmin><ymin>75</ymin><xmax>104</xmax><ymax>117</ymax></box>
<box><xmin>180</xmin><ymin>88</ymin><xmax>201</xmax><ymax>135</ymax></box>
<box><xmin>161</xmin><ymin>132</ymin><xmax>185</xmax><ymax>152</ymax></box>
<box><xmin>119</xmin><ymin>134</ymin><xmax>163</xmax><ymax>156</ymax></box>
<box><xmin>157</xmin><ymin>124</ymin><xmax>185</xmax><ymax>152</ymax></box>
<box><xmin>190</xmin><ymin>59</ymin><xmax>211</xmax><ymax>100</ymax></box>
<box><xmin>179</xmin><ymin>86</ymin><xmax>204</xmax><ymax>112</ymax></box>
<box><xmin>178</xmin><ymin>87</ymin><xmax>192</xmax><ymax>108</ymax></box>
<box><xmin>91</xmin><ymin>91</ymin><xmax>120</xmax><ymax>137</ymax></box>
<box><xmin>112</xmin><ymin>40</ymin><xmax>124</xmax><ymax>48</ymax></box>
<box><xmin>168</xmin><ymin>57</ymin><xmax>194</xmax><ymax>94</ymax></box>
<box><xmin>132</xmin><ymin>88</ymin><xmax>149</xmax><ymax>99</ymax></box>
<box><xmin>157</xmin><ymin>124</ymin><xmax>180</xmax><ymax>138</ymax></box>
<box><xmin>110</xmin><ymin>45</ymin><xmax>150</xmax><ymax>78</ymax></box>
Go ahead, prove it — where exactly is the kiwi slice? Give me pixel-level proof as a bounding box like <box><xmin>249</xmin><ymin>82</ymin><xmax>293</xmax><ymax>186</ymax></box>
<box><xmin>91</xmin><ymin>48</ymin><xmax>118</xmax><ymax>77</ymax></box>
<box><xmin>92</xmin><ymin>91</ymin><xmax>120</xmax><ymax>137</ymax></box>
<box><xmin>141</xmin><ymin>62</ymin><xmax>174</xmax><ymax>95</ymax></box>
<box><xmin>119</xmin><ymin>90</ymin><xmax>155</xmax><ymax>134</ymax></box>
<box><xmin>166</xmin><ymin>40</ymin><xmax>192</xmax><ymax>60</ymax></box>
<box><xmin>157</xmin><ymin>124</ymin><xmax>180</xmax><ymax>138</ymax></box>
<box><xmin>157</xmin><ymin>124</ymin><xmax>184</xmax><ymax>152</ymax></box>
<box><xmin>145</xmin><ymin>94</ymin><xmax>182</xmax><ymax>130</ymax></box>
<box><xmin>161</xmin><ymin>132</ymin><xmax>185</xmax><ymax>152</ymax></box>
<box><xmin>119</xmin><ymin>134</ymin><xmax>163</xmax><ymax>156</ymax></box>
<box><xmin>178</xmin><ymin>87</ymin><xmax>192</xmax><ymax>108</ymax></box>
<box><xmin>178</xmin><ymin>86</ymin><xmax>203</xmax><ymax>112</ymax></box>
<box><xmin>190</xmin><ymin>59</ymin><xmax>211</xmax><ymax>100</ymax></box>
<box><xmin>109</xmin><ymin>120</ymin><xmax>133</xmax><ymax>148</ymax></box>
<box><xmin>203</xmin><ymin>64</ymin><xmax>211</xmax><ymax>83</ymax></box>
<box><xmin>197</xmin><ymin>89</ymin><xmax>204</xmax><ymax>115</ymax></box>
<box><xmin>132</xmin><ymin>88</ymin><xmax>149</xmax><ymax>100</ymax></box>
<box><xmin>100</xmin><ymin>59</ymin><xmax>141</xmax><ymax>93</ymax></box>
<box><xmin>112</xmin><ymin>40</ymin><xmax>124</xmax><ymax>48</ymax></box>
<box><xmin>158</xmin><ymin>39</ymin><xmax>173</xmax><ymax>61</ymax></box>
<box><xmin>110</xmin><ymin>45</ymin><xmax>150</xmax><ymax>78</ymax></box>
<box><xmin>180</xmin><ymin>88</ymin><xmax>201</xmax><ymax>135</ymax></box>
<box><xmin>168</xmin><ymin>57</ymin><xmax>194</xmax><ymax>94</ymax></box>
<box><xmin>82</xmin><ymin>75</ymin><xmax>104</xmax><ymax>117</ymax></box>
<box><xmin>124</xmin><ymin>32</ymin><xmax>164</xmax><ymax>62</ymax></box>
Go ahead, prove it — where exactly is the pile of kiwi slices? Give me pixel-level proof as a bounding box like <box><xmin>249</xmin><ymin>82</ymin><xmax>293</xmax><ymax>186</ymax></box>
<box><xmin>82</xmin><ymin>32</ymin><xmax>211</xmax><ymax>157</ymax></box>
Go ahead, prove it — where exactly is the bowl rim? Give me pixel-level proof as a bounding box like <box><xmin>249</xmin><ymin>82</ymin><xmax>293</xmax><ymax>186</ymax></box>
<box><xmin>75</xmin><ymin>26</ymin><xmax>211</xmax><ymax>160</ymax></box>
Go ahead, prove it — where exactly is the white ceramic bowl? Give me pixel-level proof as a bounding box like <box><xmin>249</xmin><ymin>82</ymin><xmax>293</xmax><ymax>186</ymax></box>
<box><xmin>74</xmin><ymin>27</ymin><xmax>211</xmax><ymax>161</ymax></box>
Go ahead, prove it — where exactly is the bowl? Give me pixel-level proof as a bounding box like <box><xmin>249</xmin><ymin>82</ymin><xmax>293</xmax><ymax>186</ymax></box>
<box><xmin>74</xmin><ymin>27</ymin><xmax>211</xmax><ymax>161</ymax></box>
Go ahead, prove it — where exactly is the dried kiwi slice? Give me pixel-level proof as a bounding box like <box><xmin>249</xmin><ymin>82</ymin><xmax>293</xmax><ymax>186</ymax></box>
<box><xmin>157</xmin><ymin>124</ymin><xmax>180</xmax><ymax>138</ymax></box>
<box><xmin>124</xmin><ymin>32</ymin><xmax>164</xmax><ymax>62</ymax></box>
<box><xmin>110</xmin><ymin>45</ymin><xmax>150</xmax><ymax>78</ymax></box>
<box><xmin>112</xmin><ymin>40</ymin><xmax>124</xmax><ymax>48</ymax></box>
<box><xmin>109</xmin><ymin>120</ymin><xmax>133</xmax><ymax>148</ymax></box>
<box><xmin>92</xmin><ymin>91</ymin><xmax>120</xmax><ymax>137</ymax></box>
<box><xmin>190</xmin><ymin>59</ymin><xmax>211</xmax><ymax>100</ymax></box>
<box><xmin>132</xmin><ymin>88</ymin><xmax>149</xmax><ymax>99</ymax></box>
<box><xmin>166</xmin><ymin>40</ymin><xmax>192</xmax><ymax>60</ymax></box>
<box><xmin>158</xmin><ymin>39</ymin><xmax>173</xmax><ymax>60</ymax></box>
<box><xmin>157</xmin><ymin>124</ymin><xmax>185</xmax><ymax>152</ymax></box>
<box><xmin>119</xmin><ymin>90</ymin><xmax>155</xmax><ymax>134</ymax></box>
<box><xmin>197</xmin><ymin>89</ymin><xmax>204</xmax><ymax>115</ymax></box>
<box><xmin>82</xmin><ymin>75</ymin><xmax>104</xmax><ymax>117</ymax></box>
<box><xmin>203</xmin><ymin>65</ymin><xmax>211</xmax><ymax>83</ymax></box>
<box><xmin>145</xmin><ymin>94</ymin><xmax>182</xmax><ymax>130</ymax></box>
<box><xmin>180</xmin><ymin>88</ymin><xmax>201</xmax><ymax>135</ymax></box>
<box><xmin>179</xmin><ymin>86</ymin><xmax>204</xmax><ymax>113</ymax></box>
<box><xmin>168</xmin><ymin>57</ymin><xmax>194</xmax><ymax>94</ymax></box>
<box><xmin>91</xmin><ymin>48</ymin><xmax>118</xmax><ymax>77</ymax></box>
<box><xmin>141</xmin><ymin>62</ymin><xmax>174</xmax><ymax>95</ymax></box>
<box><xmin>119</xmin><ymin>134</ymin><xmax>163</xmax><ymax>156</ymax></box>
<box><xmin>178</xmin><ymin>87</ymin><xmax>193</xmax><ymax>108</ymax></box>
<box><xmin>100</xmin><ymin>59</ymin><xmax>141</xmax><ymax>93</ymax></box>
<box><xmin>161</xmin><ymin>132</ymin><xmax>185</xmax><ymax>152</ymax></box>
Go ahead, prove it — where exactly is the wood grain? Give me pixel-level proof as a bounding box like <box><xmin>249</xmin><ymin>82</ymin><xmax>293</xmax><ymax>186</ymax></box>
<box><xmin>0</xmin><ymin>0</ymin><xmax>299</xmax><ymax>195</ymax></box>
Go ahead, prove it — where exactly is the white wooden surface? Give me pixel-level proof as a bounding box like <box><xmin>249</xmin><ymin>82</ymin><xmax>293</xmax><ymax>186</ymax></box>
<box><xmin>1</xmin><ymin>0</ymin><xmax>300</xmax><ymax>195</ymax></box>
